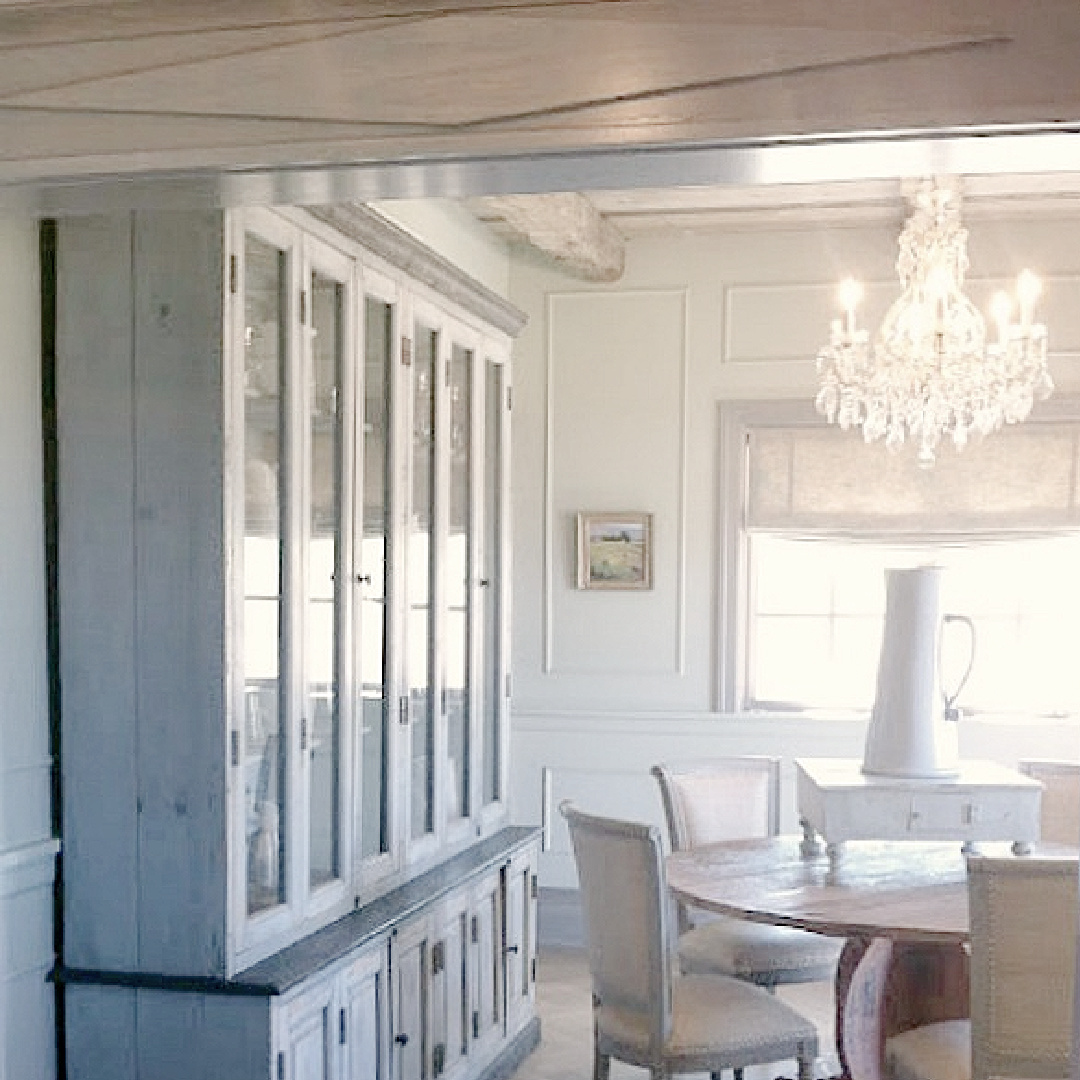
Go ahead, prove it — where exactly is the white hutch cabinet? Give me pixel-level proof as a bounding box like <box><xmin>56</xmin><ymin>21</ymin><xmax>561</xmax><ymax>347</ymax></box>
<box><xmin>55</xmin><ymin>204</ymin><xmax>537</xmax><ymax>1080</ymax></box>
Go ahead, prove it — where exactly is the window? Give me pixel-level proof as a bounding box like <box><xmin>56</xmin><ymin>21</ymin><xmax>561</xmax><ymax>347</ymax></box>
<box><xmin>719</xmin><ymin>400</ymin><xmax>1080</xmax><ymax>719</ymax></box>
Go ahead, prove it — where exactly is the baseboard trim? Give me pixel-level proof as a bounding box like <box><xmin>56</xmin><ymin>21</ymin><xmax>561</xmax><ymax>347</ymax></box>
<box><xmin>477</xmin><ymin>1015</ymin><xmax>541</xmax><ymax>1080</ymax></box>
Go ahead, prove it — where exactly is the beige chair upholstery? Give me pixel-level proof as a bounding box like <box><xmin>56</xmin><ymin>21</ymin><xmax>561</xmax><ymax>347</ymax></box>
<box><xmin>561</xmin><ymin>801</ymin><xmax>819</xmax><ymax>1080</ymax></box>
<box><xmin>651</xmin><ymin>758</ymin><xmax>842</xmax><ymax>987</ymax></box>
<box><xmin>886</xmin><ymin>854</ymin><xmax>1079</xmax><ymax>1080</ymax></box>
<box><xmin>1018</xmin><ymin>759</ymin><xmax>1080</xmax><ymax>847</ymax></box>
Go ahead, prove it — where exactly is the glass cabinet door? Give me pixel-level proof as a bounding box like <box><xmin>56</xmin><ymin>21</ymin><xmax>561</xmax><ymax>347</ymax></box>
<box><xmin>305</xmin><ymin>266</ymin><xmax>346</xmax><ymax>893</ymax></box>
<box><xmin>409</xmin><ymin>325</ymin><xmax>439</xmax><ymax>844</ymax></box>
<box><xmin>445</xmin><ymin>344</ymin><xmax>473</xmax><ymax>824</ymax></box>
<box><xmin>481</xmin><ymin>358</ymin><xmax>507</xmax><ymax>810</ymax></box>
<box><xmin>358</xmin><ymin>296</ymin><xmax>394</xmax><ymax>863</ymax></box>
<box><xmin>242</xmin><ymin>231</ymin><xmax>288</xmax><ymax>918</ymax></box>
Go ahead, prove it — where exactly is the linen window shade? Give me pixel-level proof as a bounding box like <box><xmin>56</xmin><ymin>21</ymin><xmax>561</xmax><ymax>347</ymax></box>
<box><xmin>746</xmin><ymin>421</ymin><xmax>1080</xmax><ymax>538</ymax></box>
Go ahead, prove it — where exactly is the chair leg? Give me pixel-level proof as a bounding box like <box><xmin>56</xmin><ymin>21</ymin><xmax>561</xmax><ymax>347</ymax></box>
<box><xmin>592</xmin><ymin>1017</ymin><xmax>611</xmax><ymax>1080</ymax></box>
<box><xmin>796</xmin><ymin>1046</ymin><xmax>813</xmax><ymax>1080</ymax></box>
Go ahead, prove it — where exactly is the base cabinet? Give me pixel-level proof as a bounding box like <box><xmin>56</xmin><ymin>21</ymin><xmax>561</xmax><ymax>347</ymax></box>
<box><xmin>269</xmin><ymin>835</ymin><xmax>538</xmax><ymax>1080</ymax></box>
<box><xmin>64</xmin><ymin>829</ymin><xmax>539</xmax><ymax>1080</ymax></box>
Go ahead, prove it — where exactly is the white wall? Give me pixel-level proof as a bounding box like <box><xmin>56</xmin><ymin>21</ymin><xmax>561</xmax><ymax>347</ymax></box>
<box><xmin>0</xmin><ymin>217</ymin><xmax>56</xmax><ymax>1079</ymax></box>
<box><xmin>368</xmin><ymin>198</ymin><xmax>512</xmax><ymax>297</ymax></box>
<box><xmin>505</xmin><ymin>210</ymin><xmax>1080</xmax><ymax>887</ymax></box>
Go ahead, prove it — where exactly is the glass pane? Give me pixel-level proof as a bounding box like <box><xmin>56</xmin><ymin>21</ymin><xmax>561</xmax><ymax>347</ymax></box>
<box><xmin>748</xmin><ymin>533</ymin><xmax>1080</xmax><ymax>717</ymax></box>
<box><xmin>410</xmin><ymin>326</ymin><xmax>438</xmax><ymax>840</ymax></box>
<box><xmin>307</xmin><ymin>271</ymin><xmax>343</xmax><ymax>891</ymax></box>
<box><xmin>446</xmin><ymin>344</ymin><xmax>472</xmax><ymax>821</ymax></box>
<box><xmin>481</xmin><ymin>360</ymin><xmax>503</xmax><ymax>806</ymax></box>
<box><xmin>243</xmin><ymin>232</ymin><xmax>287</xmax><ymax>917</ymax></box>
<box><xmin>359</xmin><ymin>297</ymin><xmax>393</xmax><ymax>859</ymax></box>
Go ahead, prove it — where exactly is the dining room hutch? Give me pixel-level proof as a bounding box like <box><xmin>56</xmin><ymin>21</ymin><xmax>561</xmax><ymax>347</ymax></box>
<box><xmin>54</xmin><ymin>203</ymin><xmax>537</xmax><ymax>1080</ymax></box>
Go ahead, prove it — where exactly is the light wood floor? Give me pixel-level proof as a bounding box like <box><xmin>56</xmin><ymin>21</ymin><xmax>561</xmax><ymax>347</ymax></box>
<box><xmin>511</xmin><ymin>949</ymin><xmax>839</xmax><ymax>1080</ymax></box>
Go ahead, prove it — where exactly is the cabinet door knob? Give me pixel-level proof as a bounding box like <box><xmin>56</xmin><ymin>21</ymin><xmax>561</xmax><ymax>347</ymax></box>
<box><xmin>505</xmin><ymin>944</ymin><xmax>519</xmax><ymax>955</ymax></box>
<box><xmin>395</xmin><ymin>1033</ymin><xmax>409</xmax><ymax>1046</ymax></box>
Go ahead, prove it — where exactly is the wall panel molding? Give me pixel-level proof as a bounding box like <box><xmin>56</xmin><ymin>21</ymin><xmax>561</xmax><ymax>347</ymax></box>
<box><xmin>722</xmin><ymin>273</ymin><xmax>1080</xmax><ymax>365</ymax></box>
<box><xmin>541</xmin><ymin>288</ymin><xmax>689</xmax><ymax>677</ymax></box>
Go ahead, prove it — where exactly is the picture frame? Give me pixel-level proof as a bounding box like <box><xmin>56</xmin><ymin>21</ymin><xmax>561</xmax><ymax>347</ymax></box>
<box><xmin>576</xmin><ymin>511</ymin><xmax>653</xmax><ymax>590</ymax></box>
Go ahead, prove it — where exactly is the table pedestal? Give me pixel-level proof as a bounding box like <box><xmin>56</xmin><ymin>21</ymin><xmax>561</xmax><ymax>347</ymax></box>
<box><xmin>836</xmin><ymin>936</ymin><xmax>969</xmax><ymax>1080</ymax></box>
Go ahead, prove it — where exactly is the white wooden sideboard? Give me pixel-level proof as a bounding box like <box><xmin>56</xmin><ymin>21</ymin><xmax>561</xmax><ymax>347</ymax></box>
<box><xmin>796</xmin><ymin>757</ymin><xmax>1042</xmax><ymax>868</ymax></box>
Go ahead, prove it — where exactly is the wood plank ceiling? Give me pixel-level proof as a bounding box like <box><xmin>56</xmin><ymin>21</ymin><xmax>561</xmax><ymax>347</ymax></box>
<box><xmin>1</xmin><ymin>0</ymin><xmax>1080</xmax><ymax>190</ymax></box>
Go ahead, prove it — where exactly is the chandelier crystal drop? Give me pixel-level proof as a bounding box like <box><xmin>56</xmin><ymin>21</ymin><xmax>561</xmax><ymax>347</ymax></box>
<box><xmin>814</xmin><ymin>178</ymin><xmax>1053</xmax><ymax>467</ymax></box>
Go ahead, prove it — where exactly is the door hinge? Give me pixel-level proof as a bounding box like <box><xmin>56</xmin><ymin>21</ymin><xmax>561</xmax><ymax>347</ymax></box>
<box><xmin>339</xmin><ymin>1007</ymin><xmax>347</xmax><ymax>1045</ymax></box>
<box><xmin>531</xmin><ymin>873</ymin><xmax>538</xmax><ymax>900</ymax></box>
<box><xmin>472</xmin><ymin>1010</ymin><xmax>480</xmax><ymax>1041</ymax></box>
<box><xmin>470</xmin><ymin>915</ymin><xmax>479</xmax><ymax>944</ymax></box>
<box><xmin>230</xmin><ymin>730</ymin><xmax>239</xmax><ymax>768</ymax></box>
<box><xmin>433</xmin><ymin>1043</ymin><xmax>446</xmax><ymax>1077</ymax></box>
<box><xmin>399</xmin><ymin>695</ymin><xmax>410</xmax><ymax>726</ymax></box>
<box><xmin>440</xmin><ymin>687</ymin><xmax>448</xmax><ymax>716</ymax></box>
<box><xmin>505</xmin><ymin>672</ymin><xmax>512</xmax><ymax>700</ymax></box>
<box><xmin>229</xmin><ymin>254</ymin><xmax>238</xmax><ymax>295</ymax></box>
<box><xmin>506</xmin><ymin>385</ymin><xmax>512</xmax><ymax>411</ymax></box>
<box><xmin>444</xmin><ymin>357</ymin><xmax>452</xmax><ymax>388</ymax></box>
<box><xmin>300</xmin><ymin>715</ymin><xmax>308</xmax><ymax>753</ymax></box>
<box><xmin>401</xmin><ymin>337</ymin><xmax>413</xmax><ymax>367</ymax></box>
<box><xmin>431</xmin><ymin>939</ymin><xmax>445</xmax><ymax>975</ymax></box>
<box><xmin>531</xmin><ymin>957</ymin><xmax>537</xmax><ymax>983</ymax></box>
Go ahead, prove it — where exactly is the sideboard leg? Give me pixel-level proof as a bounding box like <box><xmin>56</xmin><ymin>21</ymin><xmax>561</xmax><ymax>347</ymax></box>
<box><xmin>799</xmin><ymin>818</ymin><xmax>821</xmax><ymax>857</ymax></box>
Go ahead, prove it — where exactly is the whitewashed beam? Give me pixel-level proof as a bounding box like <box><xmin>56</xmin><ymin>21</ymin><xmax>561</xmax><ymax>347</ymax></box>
<box><xmin>476</xmin><ymin>193</ymin><xmax>625</xmax><ymax>282</ymax></box>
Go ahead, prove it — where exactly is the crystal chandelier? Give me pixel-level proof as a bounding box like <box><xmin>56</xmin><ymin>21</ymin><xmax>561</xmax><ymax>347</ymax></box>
<box><xmin>815</xmin><ymin>178</ymin><xmax>1052</xmax><ymax>466</ymax></box>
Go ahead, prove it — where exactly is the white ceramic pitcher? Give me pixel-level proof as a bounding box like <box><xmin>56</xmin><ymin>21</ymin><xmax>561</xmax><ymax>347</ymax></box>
<box><xmin>862</xmin><ymin>565</ymin><xmax>975</xmax><ymax>779</ymax></box>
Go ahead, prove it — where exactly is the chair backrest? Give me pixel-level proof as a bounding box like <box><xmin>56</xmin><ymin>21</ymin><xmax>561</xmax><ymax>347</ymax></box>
<box><xmin>1018</xmin><ymin>760</ymin><xmax>1080</xmax><ymax>847</ymax></box>
<box><xmin>651</xmin><ymin>757</ymin><xmax>781</xmax><ymax>851</ymax></box>
<box><xmin>560</xmin><ymin>801</ymin><xmax>672</xmax><ymax>1052</ymax></box>
<box><xmin>967</xmin><ymin>855</ymin><xmax>1079</xmax><ymax>1080</ymax></box>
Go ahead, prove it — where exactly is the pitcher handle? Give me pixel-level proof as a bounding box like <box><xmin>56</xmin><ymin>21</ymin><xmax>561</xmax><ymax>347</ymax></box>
<box><xmin>940</xmin><ymin>614</ymin><xmax>976</xmax><ymax>718</ymax></box>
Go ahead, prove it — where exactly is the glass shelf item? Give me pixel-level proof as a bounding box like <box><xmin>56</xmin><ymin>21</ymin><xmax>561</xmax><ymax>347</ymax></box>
<box><xmin>306</xmin><ymin>269</ymin><xmax>344</xmax><ymax>892</ymax></box>
<box><xmin>243</xmin><ymin>231</ymin><xmax>287</xmax><ymax>918</ymax></box>
<box><xmin>359</xmin><ymin>296</ymin><xmax>394</xmax><ymax>862</ymax></box>
<box><xmin>410</xmin><ymin>325</ymin><xmax>438</xmax><ymax>843</ymax></box>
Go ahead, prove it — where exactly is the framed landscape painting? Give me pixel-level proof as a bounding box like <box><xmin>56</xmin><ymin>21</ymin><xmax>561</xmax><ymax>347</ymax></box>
<box><xmin>576</xmin><ymin>511</ymin><xmax>652</xmax><ymax>589</ymax></box>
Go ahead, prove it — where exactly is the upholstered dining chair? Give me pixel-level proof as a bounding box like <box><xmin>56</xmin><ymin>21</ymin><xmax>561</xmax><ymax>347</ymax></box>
<box><xmin>561</xmin><ymin>800</ymin><xmax>819</xmax><ymax>1080</ymax></box>
<box><xmin>1018</xmin><ymin>759</ymin><xmax>1080</xmax><ymax>847</ymax></box>
<box><xmin>651</xmin><ymin>758</ymin><xmax>842</xmax><ymax>988</ymax></box>
<box><xmin>885</xmin><ymin>854</ymin><xmax>1079</xmax><ymax>1080</ymax></box>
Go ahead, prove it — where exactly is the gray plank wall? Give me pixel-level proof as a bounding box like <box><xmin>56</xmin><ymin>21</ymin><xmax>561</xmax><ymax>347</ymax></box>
<box><xmin>0</xmin><ymin>216</ymin><xmax>56</xmax><ymax>1080</ymax></box>
<box><xmin>58</xmin><ymin>211</ymin><xmax>229</xmax><ymax>981</ymax></box>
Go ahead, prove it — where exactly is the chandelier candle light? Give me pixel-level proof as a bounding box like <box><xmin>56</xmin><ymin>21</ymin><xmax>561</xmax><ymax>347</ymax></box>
<box><xmin>815</xmin><ymin>178</ymin><xmax>1053</xmax><ymax>466</ymax></box>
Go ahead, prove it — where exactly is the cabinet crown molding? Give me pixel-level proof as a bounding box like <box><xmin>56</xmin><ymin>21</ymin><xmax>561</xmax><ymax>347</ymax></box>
<box><xmin>306</xmin><ymin>202</ymin><xmax>528</xmax><ymax>338</ymax></box>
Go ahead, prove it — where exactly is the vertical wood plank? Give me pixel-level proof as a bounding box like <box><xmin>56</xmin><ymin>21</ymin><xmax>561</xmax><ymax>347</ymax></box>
<box><xmin>136</xmin><ymin>990</ymin><xmax>271</xmax><ymax>1080</ymax></box>
<box><xmin>65</xmin><ymin>985</ymin><xmax>137</xmax><ymax>1080</ymax></box>
<box><xmin>56</xmin><ymin>214</ymin><xmax>140</xmax><ymax>971</ymax></box>
<box><xmin>131</xmin><ymin>209</ymin><xmax>228</xmax><ymax>976</ymax></box>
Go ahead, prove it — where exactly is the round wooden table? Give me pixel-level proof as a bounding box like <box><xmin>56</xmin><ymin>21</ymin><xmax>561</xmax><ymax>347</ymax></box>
<box><xmin>666</xmin><ymin>836</ymin><xmax>976</xmax><ymax>1080</ymax></box>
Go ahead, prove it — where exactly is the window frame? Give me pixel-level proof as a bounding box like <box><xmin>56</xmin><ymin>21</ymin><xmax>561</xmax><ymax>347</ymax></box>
<box><xmin>716</xmin><ymin>396</ymin><xmax>1080</xmax><ymax>717</ymax></box>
